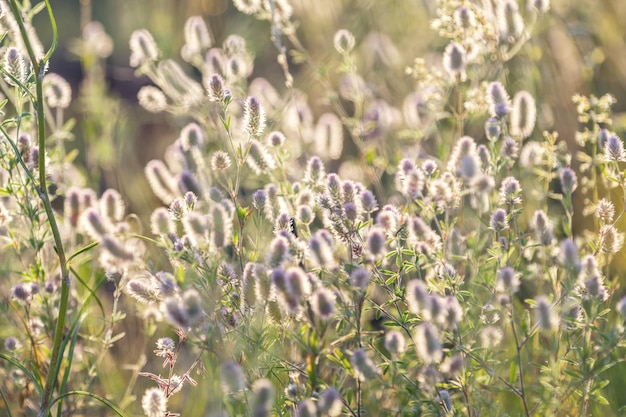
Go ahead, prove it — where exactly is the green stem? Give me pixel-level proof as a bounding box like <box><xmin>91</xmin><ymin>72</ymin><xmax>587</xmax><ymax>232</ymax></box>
<box><xmin>7</xmin><ymin>2</ymin><xmax>65</xmax><ymax>416</ymax></box>
<box><xmin>510</xmin><ymin>297</ymin><xmax>531</xmax><ymax>417</ymax></box>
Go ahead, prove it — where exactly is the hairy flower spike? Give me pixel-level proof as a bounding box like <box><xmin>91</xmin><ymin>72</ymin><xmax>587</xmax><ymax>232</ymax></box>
<box><xmin>169</xmin><ymin>198</ymin><xmax>186</xmax><ymax>221</ymax></box>
<box><xmin>251</xmin><ymin>378</ymin><xmax>275</xmax><ymax>410</ymax></box>
<box><xmin>65</xmin><ymin>187</ymin><xmax>81</xmax><ymax>228</ymax></box>
<box><xmin>595</xmin><ymin>198</ymin><xmax>615</xmax><ymax>223</ymax></box>
<box><xmin>559</xmin><ymin>238</ymin><xmax>580</xmax><ymax>271</ymax></box>
<box><xmin>138</xmin><ymin>86</ymin><xmax>168</xmax><ymax>112</ymax></box>
<box><xmin>211</xmin><ymin>150</ymin><xmax>232</xmax><ymax>171</ymax></box>
<box><xmin>243</xmin><ymin>96</ymin><xmax>266</xmax><ymax>137</ymax></box>
<box><xmin>326</xmin><ymin>173</ymin><xmax>343</xmax><ymax>204</ymax></box>
<box><xmin>510</xmin><ymin>90</ymin><xmax>536</xmax><ymax>139</ymax></box>
<box><xmin>309</xmin><ymin>231</ymin><xmax>335</xmax><ymax>269</ymax></box>
<box><xmin>101</xmin><ymin>235</ymin><xmax>134</xmax><ymax>262</ymax></box>
<box><xmin>498</xmin><ymin>177</ymin><xmax>522</xmax><ymax>206</ymax></box>
<box><xmin>351</xmin><ymin>348</ymin><xmax>379</xmax><ymax>381</ymax></box>
<box><xmin>600</xmin><ymin>225</ymin><xmax>624</xmax><ymax>254</ymax></box>
<box><xmin>179</xmin><ymin>123</ymin><xmax>205</xmax><ymax>149</ymax></box>
<box><xmin>129</xmin><ymin>29</ymin><xmax>159</xmax><ymax>67</ymax></box>
<box><xmin>584</xmin><ymin>275</ymin><xmax>608</xmax><ymax>301</ymax></box>
<box><xmin>531</xmin><ymin>209</ymin><xmax>554</xmax><ymax>245</ymax></box>
<box><xmin>444</xmin><ymin>296</ymin><xmax>464</xmax><ymax>328</ymax></box>
<box><xmin>4</xmin><ymin>336</ymin><xmax>21</xmax><ymax>351</ymax></box>
<box><xmin>480</xmin><ymin>326</ymin><xmax>504</xmax><ymax>348</ymax></box>
<box><xmin>384</xmin><ymin>330</ymin><xmax>407</xmax><ymax>356</ymax></box>
<box><xmin>422</xmin><ymin>159</ymin><xmax>438</xmax><ymax>176</ymax></box>
<box><xmin>496</xmin><ymin>266</ymin><xmax>520</xmax><ymax>293</ymax></box>
<box><xmin>311</xmin><ymin>287</ymin><xmax>336</xmax><ymax>320</ymax></box>
<box><xmin>501</xmin><ymin>136</ymin><xmax>519</xmax><ymax>160</ymax></box>
<box><xmin>296</xmin><ymin>204</ymin><xmax>314</xmax><ymax>225</ymax></box>
<box><xmin>366</xmin><ymin>227</ymin><xmax>386</xmax><ymax>258</ymax></box>
<box><xmin>182</xmin><ymin>212</ymin><xmax>207</xmax><ymax>246</ymax></box>
<box><xmin>560</xmin><ymin>168</ymin><xmax>578</xmax><ymax>195</ymax></box>
<box><xmin>360</xmin><ymin>189</ymin><xmax>378</xmax><ymax>215</ymax></box>
<box><xmin>318</xmin><ymin>387</ymin><xmax>343</xmax><ymax>416</ymax></box>
<box><xmin>80</xmin><ymin>188</ymin><xmax>98</xmax><ymax>210</ymax></box>
<box><xmin>487</xmin><ymin>82</ymin><xmax>511</xmax><ymax>118</ymax></box>
<box><xmin>100</xmin><ymin>189</ymin><xmax>125</xmax><ymax>223</ymax></box>
<box><xmin>296</xmin><ymin>399</ymin><xmax>317</xmax><ymax>417</ymax></box>
<box><xmin>443</xmin><ymin>41</ymin><xmax>467</xmax><ymax>79</ymax></box>
<box><xmin>439</xmin><ymin>390</ymin><xmax>454</xmax><ymax>414</ymax></box>
<box><xmin>415</xmin><ymin>323</ymin><xmax>443</xmax><ymax>364</ymax></box>
<box><xmin>43</xmin><ymin>73</ymin><xmax>72</xmax><ymax>109</ymax></box>
<box><xmin>406</xmin><ymin>279</ymin><xmax>429</xmax><ymax>316</ymax></box>
<box><xmin>498</xmin><ymin>0</ymin><xmax>524</xmax><ymax>41</ymax></box>
<box><xmin>266</xmin><ymin>297</ymin><xmax>283</xmax><ymax>324</ymax></box>
<box><xmin>82</xmin><ymin>21</ymin><xmax>113</xmax><ymax>58</ymax></box>
<box><xmin>303</xmin><ymin>156</ymin><xmax>326</xmax><ymax>185</ymax></box>
<box><xmin>145</xmin><ymin>160</ymin><xmax>178</xmax><ymax>204</ymax></box>
<box><xmin>181</xmin><ymin>16</ymin><xmax>212</xmax><ymax>62</ymax></box>
<box><xmin>164</xmin><ymin>297</ymin><xmax>190</xmax><ymax>328</ymax></box>
<box><xmin>81</xmin><ymin>208</ymin><xmax>111</xmax><ymax>240</ymax></box>
<box><xmin>267</xmin><ymin>236</ymin><xmax>290</xmax><ymax>267</ymax></box>
<box><xmin>448</xmin><ymin>136</ymin><xmax>480</xmax><ymax>180</ymax></box>
<box><xmin>11</xmin><ymin>283</ymin><xmax>31</xmax><ymax>303</ymax></box>
<box><xmin>3</xmin><ymin>46</ymin><xmax>26</xmax><ymax>86</ymax></box>
<box><xmin>285</xmin><ymin>267</ymin><xmax>311</xmax><ymax>301</ymax></box>
<box><xmin>142</xmin><ymin>387</ymin><xmax>167</xmax><ymax>417</ymax></box>
<box><xmin>603</xmin><ymin>134</ymin><xmax>626</xmax><ymax>162</ymax></box>
<box><xmin>520</xmin><ymin>141</ymin><xmax>544</xmax><ymax>167</ymax></box>
<box><xmin>454</xmin><ymin>6</ymin><xmax>476</xmax><ymax>28</ymax></box>
<box><xmin>485</xmin><ymin>117</ymin><xmax>501</xmax><ymax>142</ymax></box>
<box><xmin>252</xmin><ymin>189</ymin><xmax>267</xmax><ymax>211</ymax></box>
<box><xmin>267</xmin><ymin>130</ymin><xmax>286</xmax><ymax>147</ymax></box>
<box><xmin>246</xmin><ymin>139</ymin><xmax>276</xmax><ymax>174</ymax></box>
<box><xmin>350</xmin><ymin>266</ymin><xmax>371</xmax><ymax>290</ymax></box>
<box><xmin>126</xmin><ymin>278</ymin><xmax>159</xmax><ymax>304</ymax></box>
<box><xmin>184</xmin><ymin>192</ymin><xmax>197</xmax><ymax>210</ymax></box>
<box><xmin>242</xmin><ymin>263</ymin><xmax>258</xmax><ymax>309</ymax></box>
<box><xmin>210</xmin><ymin>203</ymin><xmax>232</xmax><ymax>250</ymax></box>
<box><xmin>207</xmin><ymin>73</ymin><xmax>226</xmax><ymax>102</ymax></box>
<box><xmin>334</xmin><ymin>29</ymin><xmax>355</xmax><ymax>54</ymax></box>
<box><xmin>535</xmin><ymin>296</ymin><xmax>557</xmax><ymax>331</ymax></box>
<box><xmin>221</xmin><ymin>361</ymin><xmax>246</xmax><ymax>393</ymax></box>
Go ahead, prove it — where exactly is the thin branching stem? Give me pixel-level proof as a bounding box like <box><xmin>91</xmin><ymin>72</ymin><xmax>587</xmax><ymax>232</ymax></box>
<box><xmin>509</xmin><ymin>297</ymin><xmax>531</xmax><ymax>417</ymax></box>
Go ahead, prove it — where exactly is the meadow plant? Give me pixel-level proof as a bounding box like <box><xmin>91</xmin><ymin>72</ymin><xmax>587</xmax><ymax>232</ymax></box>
<box><xmin>3</xmin><ymin>0</ymin><xmax>626</xmax><ymax>416</ymax></box>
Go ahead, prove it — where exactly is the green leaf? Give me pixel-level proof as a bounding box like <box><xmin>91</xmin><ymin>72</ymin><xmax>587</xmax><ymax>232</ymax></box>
<box><xmin>107</xmin><ymin>332</ymin><xmax>126</xmax><ymax>346</ymax></box>
<box><xmin>385</xmin><ymin>275</ymin><xmax>397</xmax><ymax>285</ymax></box>
<box><xmin>509</xmin><ymin>361</ymin><xmax>518</xmax><ymax>385</ymax></box>
<box><xmin>28</xmin><ymin>1</ymin><xmax>47</xmax><ymax>18</ymax></box>
<box><xmin>62</xmin><ymin>117</ymin><xmax>76</xmax><ymax>133</ymax></box>
<box><xmin>51</xmin><ymin>391</ymin><xmax>128</xmax><ymax>417</ymax></box>
<box><xmin>0</xmin><ymin>353</ymin><xmax>44</xmax><ymax>397</ymax></box>
<box><xmin>591</xmin><ymin>392</ymin><xmax>610</xmax><ymax>406</ymax></box>
<box><xmin>237</xmin><ymin>205</ymin><xmax>251</xmax><ymax>223</ymax></box>
<box><xmin>328</xmin><ymin>349</ymin><xmax>352</xmax><ymax>373</ymax></box>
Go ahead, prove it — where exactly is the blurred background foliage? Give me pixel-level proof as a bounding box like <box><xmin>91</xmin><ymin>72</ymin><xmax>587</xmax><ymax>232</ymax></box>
<box><xmin>41</xmin><ymin>0</ymin><xmax>626</xmax><ymax>208</ymax></box>
<box><xmin>30</xmin><ymin>0</ymin><xmax>626</xmax><ymax>414</ymax></box>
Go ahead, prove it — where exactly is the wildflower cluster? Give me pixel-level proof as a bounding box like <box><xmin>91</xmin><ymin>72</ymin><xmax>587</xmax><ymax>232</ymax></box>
<box><xmin>2</xmin><ymin>0</ymin><xmax>626</xmax><ymax>417</ymax></box>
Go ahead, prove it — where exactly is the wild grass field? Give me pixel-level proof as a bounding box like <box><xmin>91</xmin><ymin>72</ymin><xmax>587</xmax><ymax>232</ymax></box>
<box><xmin>3</xmin><ymin>0</ymin><xmax>626</xmax><ymax>416</ymax></box>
